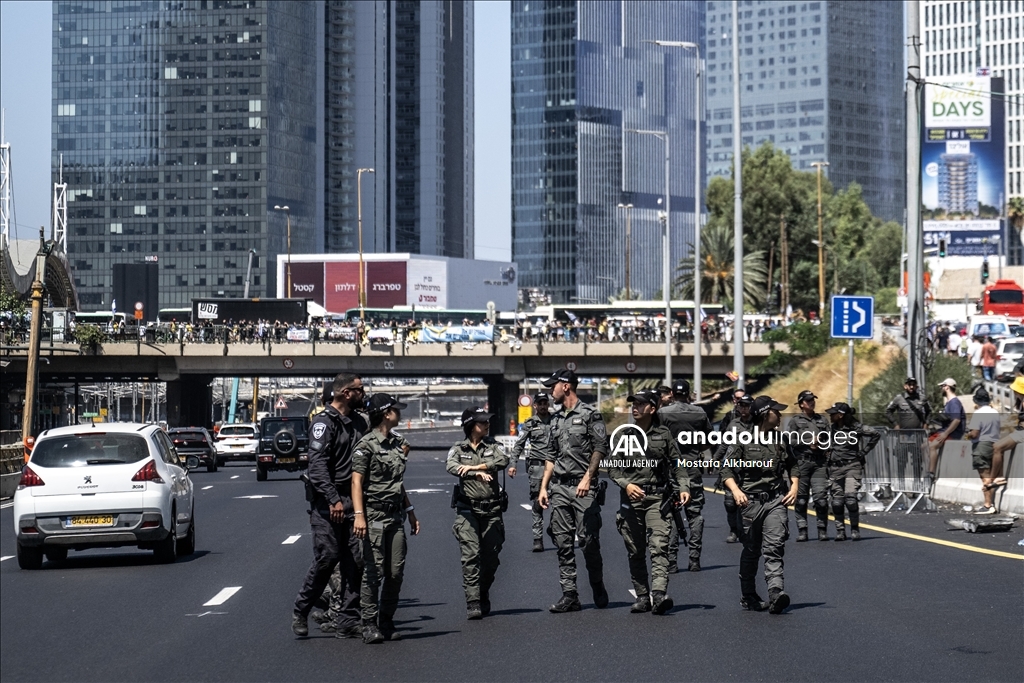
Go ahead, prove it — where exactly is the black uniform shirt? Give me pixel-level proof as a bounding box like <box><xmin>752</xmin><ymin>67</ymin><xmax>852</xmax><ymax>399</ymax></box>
<box><xmin>306</xmin><ymin>405</ymin><xmax>368</xmax><ymax>506</ymax></box>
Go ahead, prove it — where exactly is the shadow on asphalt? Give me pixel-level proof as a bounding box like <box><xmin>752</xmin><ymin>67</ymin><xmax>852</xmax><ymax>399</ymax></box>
<box><xmin>787</xmin><ymin>601</ymin><xmax>828</xmax><ymax>611</ymax></box>
<box><xmin>44</xmin><ymin>549</ymin><xmax>212</xmax><ymax>569</ymax></box>
<box><xmin>674</xmin><ymin>603</ymin><xmax>716</xmax><ymax>612</ymax></box>
<box><xmin>487</xmin><ymin>607</ymin><xmax>543</xmax><ymax>616</ymax></box>
<box><xmin>398</xmin><ymin>630</ymin><xmax>460</xmax><ymax>640</ymax></box>
<box><xmin>691</xmin><ymin>564</ymin><xmax>736</xmax><ymax>571</ymax></box>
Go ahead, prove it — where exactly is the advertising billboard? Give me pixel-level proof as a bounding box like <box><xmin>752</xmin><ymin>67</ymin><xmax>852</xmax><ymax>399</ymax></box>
<box><xmin>407</xmin><ymin>259</ymin><xmax>448</xmax><ymax>308</ymax></box>
<box><xmin>922</xmin><ymin>76</ymin><xmax>1005</xmax><ymax>256</ymax></box>
<box><xmin>288</xmin><ymin>261</ymin><xmax>325</xmax><ymax>306</ymax></box>
<box><xmin>324</xmin><ymin>261</ymin><xmax>361</xmax><ymax>313</ymax></box>
<box><xmin>366</xmin><ymin>261</ymin><xmax>407</xmax><ymax>308</ymax></box>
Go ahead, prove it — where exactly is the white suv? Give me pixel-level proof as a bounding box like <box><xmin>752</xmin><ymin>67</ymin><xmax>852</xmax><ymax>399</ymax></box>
<box><xmin>995</xmin><ymin>338</ymin><xmax>1024</xmax><ymax>380</ymax></box>
<box><xmin>13</xmin><ymin>423</ymin><xmax>195</xmax><ymax>569</ymax></box>
<box><xmin>214</xmin><ymin>423</ymin><xmax>258</xmax><ymax>463</ymax></box>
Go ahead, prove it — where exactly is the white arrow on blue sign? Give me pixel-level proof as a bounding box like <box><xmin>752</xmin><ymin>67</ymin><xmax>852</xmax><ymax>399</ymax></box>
<box><xmin>830</xmin><ymin>295</ymin><xmax>874</xmax><ymax>339</ymax></box>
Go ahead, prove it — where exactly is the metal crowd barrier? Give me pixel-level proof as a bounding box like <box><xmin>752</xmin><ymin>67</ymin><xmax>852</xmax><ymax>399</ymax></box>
<box><xmin>862</xmin><ymin>428</ymin><xmax>936</xmax><ymax>514</ymax></box>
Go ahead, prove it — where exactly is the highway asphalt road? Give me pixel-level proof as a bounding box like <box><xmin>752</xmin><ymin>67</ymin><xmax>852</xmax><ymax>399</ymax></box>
<box><xmin>1</xmin><ymin>451</ymin><xmax>1021</xmax><ymax>683</ymax></box>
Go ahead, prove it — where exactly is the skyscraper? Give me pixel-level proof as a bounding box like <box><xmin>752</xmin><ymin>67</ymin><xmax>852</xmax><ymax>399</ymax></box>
<box><xmin>53</xmin><ymin>1</ymin><xmax>323</xmax><ymax>309</ymax></box>
<box><xmin>324</xmin><ymin>1</ymin><xmax>474</xmax><ymax>260</ymax></box>
<box><xmin>704</xmin><ymin>0</ymin><xmax>905</xmax><ymax>222</ymax></box>
<box><xmin>511</xmin><ymin>1</ymin><xmax>703</xmax><ymax>305</ymax></box>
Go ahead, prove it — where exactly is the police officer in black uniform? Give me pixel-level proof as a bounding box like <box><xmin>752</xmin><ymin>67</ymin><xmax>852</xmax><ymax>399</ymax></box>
<box><xmin>787</xmin><ymin>390</ymin><xmax>831</xmax><ymax>542</ymax></box>
<box><xmin>292</xmin><ymin>373</ymin><xmax>368</xmax><ymax>639</ymax></box>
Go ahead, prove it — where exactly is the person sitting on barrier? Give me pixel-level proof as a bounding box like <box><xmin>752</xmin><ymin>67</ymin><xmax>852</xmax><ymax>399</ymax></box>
<box><xmin>989</xmin><ymin>411</ymin><xmax>1023</xmax><ymax>493</ymax></box>
<box><xmin>927</xmin><ymin>378</ymin><xmax>966</xmax><ymax>485</ymax></box>
<box><xmin>826</xmin><ymin>403</ymin><xmax>881</xmax><ymax>541</ymax></box>
<box><xmin>885</xmin><ymin>377</ymin><xmax>932</xmax><ymax>430</ymax></box>
<box><xmin>966</xmin><ymin>388</ymin><xmax>1004</xmax><ymax>514</ymax></box>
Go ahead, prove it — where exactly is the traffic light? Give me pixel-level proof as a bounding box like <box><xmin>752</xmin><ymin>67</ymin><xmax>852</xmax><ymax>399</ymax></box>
<box><xmin>981</xmin><ymin>259</ymin><xmax>990</xmax><ymax>283</ymax></box>
<box><xmin>938</xmin><ymin>238</ymin><xmax>947</xmax><ymax>258</ymax></box>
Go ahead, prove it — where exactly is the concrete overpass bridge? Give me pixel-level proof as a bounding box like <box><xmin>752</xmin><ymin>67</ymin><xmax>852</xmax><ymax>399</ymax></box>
<box><xmin>3</xmin><ymin>339</ymin><xmax>776</xmax><ymax>430</ymax></box>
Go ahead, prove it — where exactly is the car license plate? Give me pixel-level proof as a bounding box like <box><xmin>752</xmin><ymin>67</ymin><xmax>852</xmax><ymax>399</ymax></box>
<box><xmin>231</xmin><ymin>444</ymin><xmax>244</xmax><ymax>449</ymax></box>
<box><xmin>277</xmin><ymin>457</ymin><xmax>295</xmax><ymax>464</ymax></box>
<box><xmin>69</xmin><ymin>515</ymin><xmax>114</xmax><ymax>527</ymax></box>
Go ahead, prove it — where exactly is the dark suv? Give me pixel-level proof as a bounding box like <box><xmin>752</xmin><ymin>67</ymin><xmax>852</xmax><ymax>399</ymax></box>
<box><xmin>168</xmin><ymin>427</ymin><xmax>217</xmax><ymax>472</ymax></box>
<box><xmin>257</xmin><ymin>416</ymin><xmax>310</xmax><ymax>481</ymax></box>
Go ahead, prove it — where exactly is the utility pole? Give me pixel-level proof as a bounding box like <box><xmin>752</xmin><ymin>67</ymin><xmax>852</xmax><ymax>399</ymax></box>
<box><xmin>617</xmin><ymin>203</ymin><xmax>633</xmax><ymax>300</ymax></box>
<box><xmin>272</xmin><ymin>205</ymin><xmax>292</xmax><ymax>295</ymax></box>
<box><xmin>780</xmin><ymin>216</ymin><xmax>789</xmax><ymax>315</ymax></box>
<box><xmin>906</xmin><ymin>0</ymin><xmax>925</xmax><ymax>383</ymax></box>
<box><xmin>811</xmin><ymin>161</ymin><xmax>829</xmax><ymax>321</ymax></box>
<box><xmin>731</xmin><ymin>5</ymin><xmax>744</xmax><ymax>388</ymax></box>
<box><xmin>22</xmin><ymin>228</ymin><xmax>49</xmax><ymax>449</ymax></box>
<box><xmin>357</xmin><ymin>168</ymin><xmax>375</xmax><ymax>320</ymax></box>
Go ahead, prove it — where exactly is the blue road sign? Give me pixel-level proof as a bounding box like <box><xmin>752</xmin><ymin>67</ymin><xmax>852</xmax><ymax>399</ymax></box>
<box><xmin>831</xmin><ymin>295</ymin><xmax>874</xmax><ymax>339</ymax></box>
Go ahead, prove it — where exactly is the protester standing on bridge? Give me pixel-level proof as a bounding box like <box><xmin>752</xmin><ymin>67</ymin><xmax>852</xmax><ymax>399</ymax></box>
<box><xmin>715</xmin><ymin>392</ymin><xmax>754</xmax><ymax>543</ymax></box>
<box><xmin>721</xmin><ymin>396</ymin><xmax>800</xmax><ymax>614</ymax></box>
<box><xmin>351</xmin><ymin>393</ymin><xmax>420</xmax><ymax>644</ymax></box>
<box><xmin>508</xmin><ymin>392</ymin><xmax>554</xmax><ymax>552</ymax></box>
<box><xmin>292</xmin><ymin>373</ymin><xmax>369</xmax><ymax>640</ymax></box>
<box><xmin>608</xmin><ymin>390</ymin><xmax>690</xmax><ymax>614</ymax></box>
<box><xmin>885</xmin><ymin>377</ymin><xmax>932</xmax><ymax>430</ymax></box>
<box><xmin>446</xmin><ymin>407</ymin><xmax>510</xmax><ymax>619</ymax></box>
<box><xmin>787</xmin><ymin>391</ymin><xmax>831</xmax><ymax>542</ymax></box>
<box><xmin>826</xmin><ymin>403</ymin><xmax>881</xmax><ymax>541</ymax></box>
<box><xmin>537</xmin><ymin>369</ymin><xmax>609</xmax><ymax>613</ymax></box>
<box><xmin>657</xmin><ymin>380</ymin><xmax>712</xmax><ymax>572</ymax></box>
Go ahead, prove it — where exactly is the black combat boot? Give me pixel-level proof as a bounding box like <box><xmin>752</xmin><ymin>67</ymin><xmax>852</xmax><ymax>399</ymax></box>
<box><xmin>532</xmin><ymin>538</ymin><xmax>544</xmax><ymax>552</ymax></box>
<box><xmin>796</xmin><ymin>528</ymin><xmax>809</xmax><ymax>542</ymax></box>
<box><xmin>378</xmin><ymin>619</ymin><xmax>401</xmax><ymax>641</ymax></box>
<box><xmin>851</xmin><ymin>528</ymin><xmax>861</xmax><ymax>541</ymax></box>
<box><xmin>688</xmin><ymin>558</ymin><xmax>701</xmax><ymax>572</ymax></box>
<box><xmin>291</xmin><ymin>612</ymin><xmax>309</xmax><ymax>637</ymax></box>
<box><xmin>333</xmin><ymin>624</ymin><xmax>362</xmax><ymax>639</ymax></box>
<box><xmin>549</xmin><ymin>591</ymin><xmax>582</xmax><ymax>613</ymax></box>
<box><xmin>768</xmin><ymin>589</ymin><xmax>790</xmax><ymax>615</ymax></box>
<box><xmin>817</xmin><ymin>525</ymin><xmax>829</xmax><ymax>541</ymax></box>
<box><xmin>310</xmin><ymin>609</ymin><xmax>331</xmax><ymax>624</ymax></box>
<box><xmin>362</xmin><ymin>620</ymin><xmax>385</xmax><ymax>644</ymax></box>
<box><xmin>834</xmin><ymin>528</ymin><xmax>847</xmax><ymax>542</ymax></box>
<box><xmin>740</xmin><ymin>594</ymin><xmax>768</xmax><ymax>611</ymax></box>
<box><xmin>630</xmin><ymin>593</ymin><xmax>652</xmax><ymax>613</ymax></box>
<box><xmin>651</xmin><ymin>591</ymin><xmax>674</xmax><ymax>615</ymax></box>
<box><xmin>591</xmin><ymin>581</ymin><xmax>609</xmax><ymax>608</ymax></box>
<box><xmin>466</xmin><ymin>601</ymin><xmax>483</xmax><ymax>620</ymax></box>
<box><xmin>480</xmin><ymin>591</ymin><xmax>491</xmax><ymax>617</ymax></box>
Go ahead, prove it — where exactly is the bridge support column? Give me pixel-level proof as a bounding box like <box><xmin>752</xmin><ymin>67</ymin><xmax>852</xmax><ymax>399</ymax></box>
<box><xmin>166</xmin><ymin>375</ymin><xmax>213</xmax><ymax>428</ymax></box>
<box><xmin>485</xmin><ymin>375</ymin><xmax>521</xmax><ymax>436</ymax></box>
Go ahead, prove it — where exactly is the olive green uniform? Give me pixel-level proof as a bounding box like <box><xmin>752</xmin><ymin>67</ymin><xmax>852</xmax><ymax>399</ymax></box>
<box><xmin>715</xmin><ymin>415</ymin><xmax>753</xmax><ymax>538</ymax></box>
<box><xmin>607</xmin><ymin>424</ymin><xmax>689</xmax><ymax>597</ymax></box>
<box><xmin>786</xmin><ymin>412</ymin><xmax>831</xmax><ymax>536</ymax></box>
<box><xmin>721</xmin><ymin>436</ymin><xmax>799</xmax><ymax>597</ymax></box>
<box><xmin>447</xmin><ymin>437</ymin><xmax>510</xmax><ymax>606</ymax></box>
<box><xmin>352</xmin><ymin>429</ymin><xmax>410</xmax><ymax>625</ymax></box>
<box><xmin>510</xmin><ymin>415</ymin><xmax>552</xmax><ymax>541</ymax></box>
<box><xmin>657</xmin><ymin>402</ymin><xmax>712</xmax><ymax>569</ymax></box>
<box><xmin>828</xmin><ymin>421</ymin><xmax>881</xmax><ymax>535</ymax></box>
<box><xmin>537</xmin><ymin>401</ymin><xmax>608</xmax><ymax>595</ymax></box>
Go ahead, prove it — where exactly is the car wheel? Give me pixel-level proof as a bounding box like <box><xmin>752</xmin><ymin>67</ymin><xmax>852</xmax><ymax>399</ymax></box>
<box><xmin>154</xmin><ymin>515</ymin><xmax>177</xmax><ymax>564</ymax></box>
<box><xmin>17</xmin><ymin>542</ymin><xmax>43</xmax><ymax>570</ymax></box>
<box><xmin>256</xmin><ymin>463</ymin><xmax>268</xmax><ymax>481</ymax></box>
<box><xmin>45</xmin><ymin>548</ymin><xmax>69</xmax><ymax>563</ymax></box>
<box><xmin>207</xmin><ymin>459</ymin><xmax>217</xmax><ymax>473</ymax></box>
<box><xmin>217</xmin><ymin>457</ymin><xmax>226</xmax><ymax>468</ymax></box>
<box><xmin>176</xmin><ymin>516</ymin><xmax>196</xmax><ymax>557</ymax></box>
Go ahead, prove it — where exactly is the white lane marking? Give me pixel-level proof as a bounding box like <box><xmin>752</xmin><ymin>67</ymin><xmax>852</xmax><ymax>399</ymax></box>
<box><xmin>0</xmin><ymin>501</ymin><xmax>13</xmax><ymax>510</ymax></box>
<box><xmin>186</xmin><ymin>610</ymin><xmax>227</xmax><ymax>618</ymax></box>
<box><xmin>202</xmin><ymin>485</ymin><xmax>214</xmax><ymax>490</ymax></box>
<box><xmin>203</xmin><ymin>586</ymin><xmax>242</xmax><ymax>606</ymax></box>
<box><xmin>0</xmin><ymin>556</ymin><xmax>13</xmax><ymax>562</ymax></box>
<box><xmin>282</xmin><ymin>535</ymin><xmax>302</xmax><ymax>545</ymax></box>
<box><xmin>234</xmin><ymin>495</ymin><xmax>279</xmax><ymax>499</ymax></box>
<box><xmin>406</xmin><ymin>488</ymin><xmax>444</xmax><ymax>493</ymax></box>
<box><xmin>629</xmin><ymin>589</ymin><xmax>637</xmax><ymax>598</ymax></box>
<box><xmin>520</xmin><ymin>504</ymin><xmax>532</xmax><ymax>511</ymax></box>
<box><xmin>250</xmin><ymin>469</ymin><xmax>256</xmax><ymax>472</ymax></box>
<box><xmin>231</xmin><ymin>475</ymin><xmax>240</xmax><ymax>479</ymax></box>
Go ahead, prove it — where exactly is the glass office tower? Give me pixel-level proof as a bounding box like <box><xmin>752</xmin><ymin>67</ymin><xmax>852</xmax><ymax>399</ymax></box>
<box><xmin>512</xmin><ymin>1</ymin><xmax>703</xmax><ymax>305</ymax></box>
<box><xmin>53</xmin><ymin>0</ymin><xmax>321</xmax><ymax>309</ymax></box>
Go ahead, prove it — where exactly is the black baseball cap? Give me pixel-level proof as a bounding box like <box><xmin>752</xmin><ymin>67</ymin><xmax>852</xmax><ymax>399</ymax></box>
<box><xmin>825</xmin><ymin>402</ymin><xmax>853</xmax><ymax>416</ymax></box>
<box><xmin>752</xmin><ymin>395</ymin><xmax>787</xmax><ymax>417</ymax></box>
<box><xmin>672</xmin><ymin>379</ymin><xmax>691</xmax><ymax>396</ymax></box>
<box><xmin>973</xmin><ymin>388</ymin><xmax>991</xmax><ymax>404</ymax></box>
<box><xmin>533</xmin><ymin>392</ymin><xmax>551</xmax><ymax>403</ymax></box>
<box><xmin>365</xmin><ymin>393</ymin><xmax>407</xmax><ymax>415</ymax></box>
<box><xmin>797</xmin><ymin>390</ymin><xmax>818</xmax><ymax>403</ymax></box>
<box><xmin>657</xmin><ymin>385</ymin><xmax>673</xmax><ymax>395</ymax></box>
<box><xmin>627</xmin><ymin>390</ymin><xmax>660</xmax><ymax>408</ymax></box>
<box><xmin>461</xmin><ymin>407</ymin><xmax>494</xmax><ymax>426</ymax></box>
<box><xmin>905</xmin><ymin>376</ymin><xmax>918</xmax><ymax>384</ymax></box>
<box><xmin>736</xmin><ymin>395</ymin><xmax>754</xmax><ymax>406</ymax></box>
<box><xmin>542</xmin><ymin>369</ymin><xmax>579</xmax><ymax>387</ymax></box>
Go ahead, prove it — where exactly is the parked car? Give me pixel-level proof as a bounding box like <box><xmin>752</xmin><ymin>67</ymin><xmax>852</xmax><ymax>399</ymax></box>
<box><xmin>167</xmin><ymin>427</ymin><xmax>218</xmax><ymax>472</ymax></box>
<box><xmin>995</xmin><ymin>338</ymin><xmax>1024</xmax><ymax>381</ymax></box>
<box><xmin>256</xmin><ymin>416</ymin><xmax>309</xmax><ymax>481</ymax></box>
<box><xmin>13</xmin><ymin>423</ymin><xmax>195</xmax><ymax>569</ymax></box>
<box><xmin>214</xmin><ymin>424</ymin><xmax>258</xmax><ymax>464</ymax></box>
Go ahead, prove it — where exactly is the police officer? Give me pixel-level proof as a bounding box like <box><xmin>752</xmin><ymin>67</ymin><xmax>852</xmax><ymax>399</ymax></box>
<box><xmin>721</xmin><ymin>396</ymin><xmax>800</xmax><ymax>615</ymax></box>
<box><xmin>447</xmin><ymin>407</ymin><xmax>510</xmax><ymax>619</ymax></box>
<box><xmin>352</xmin><ymin>393</ymin><xmax>421</xmax><ymax>644</ymax></box>
<box><xmin>537</xmin><ymin>369</ymin><xmax>609</xmax><ymax>612</ymax></box>
<box><xmin>715</xmin><ymin>393</ymin><xmax>754</xmax><ymax>543</ymax></box>
<box><xmin>657</xmin><ymin>379</ymin><xmax>712</xmax><ymax>572</ymax></box>
<box><xmin>825</xmin><ymin>402</ymin><xmax>880</xmax><ymax>541</ymax></box>
<box><xmin>292</xmin><ymin>373</ymin><xmax>368</xmax><ymax>639</ymax></box>
<box><xmin>885</xmin><ymin>376</ymin><xmax>932</xmax><ymax>429</ymax></box>
<box><xmin>508</xmin><ymin>392</ymin><xmax>553</xmax><ymax>552</ymax></box>
<box><xmin>609</xmin><ymin>390</ymin><xmax>690</xmax><ymax>615</ymax></box>
<box><xmin>787</xmin><ymin>390</ymin><xmax>831</xmax><ymax>542</ymax></box>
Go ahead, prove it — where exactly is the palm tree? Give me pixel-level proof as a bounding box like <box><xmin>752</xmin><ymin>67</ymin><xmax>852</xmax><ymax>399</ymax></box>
<box><xmin>673</xmin><ymin>220</ymin><xmax>768</xmax><ymax>311</ymax></box>
<box><xmin>1008</xmin><ymin>196</ymin><xmax>1024</xmax><ymax>233</ymax></box>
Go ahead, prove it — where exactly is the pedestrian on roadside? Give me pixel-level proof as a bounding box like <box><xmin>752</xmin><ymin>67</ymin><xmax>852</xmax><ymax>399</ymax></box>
<box><xmin>721</xmin><ymin>396</ymin><xmax>799</xmax><ymax>614</ymax></box>
<box><xmin>826</xmin><ymin>403</ymin><xmax>881</xmax><ymax>541</ymax></box>
<box><xmin>508</xmin><ymin>392</ymin><xmax>554</xmax><ymax>552</ymax></box>
<box><xmin>351</xmin><ymin>393</ymin><xmax>420</xmax><ymax>644</ymax></box>
<box><xmin>968</xmin><ymin>335</ymin><xmax>984</xmax><ymax>376</ymax></box>
<box><xmin>608</xmin><ymin>390</ymin><xmax>690</xmax><ymax>615</ymax></box>
<box><xmin>927</xmin><ymin>378</ymin><xmax>966</xmax><ymax>484</ymax></box>
<box><xmin>537</xmin><ymin>369</ymin><xmax>609</xmax><ymax>613</ymax></box>
<box><xmin>965</xmin><ymin>388</ymin><xmax>1002</xmax><ymax>514</ymax></box>
<box><xmin>787</xmin><ymin>390</ymin><xmax>831</xmax><ymax>542</ymax></box>
<box><xmin>885</xmin><ymin>376</ymin><xmax>932</xmax><ymax>429</ymax></box>
<box><xmin>988</xmin><ymin>411</ymin><xmax>1022</xmax><ymax>494</ymax></box>
<box><xmin>292</xmin><ymin>374</ymin><xmax>369</xmax><ymax>640</ymax></box>
<box><xmin>447</xmin><ymin>407</ymin><xmax>510</xmax><ymax>619</ymax></box>
<box><xmin>947</xmin><ymin>327</ymin><xmax>962</xmax><ymax>356</ymax></box>
<box><xmin>980</xmin><ymin>336</ymin><xmax>999</xmax><ymax>381</ymax></box>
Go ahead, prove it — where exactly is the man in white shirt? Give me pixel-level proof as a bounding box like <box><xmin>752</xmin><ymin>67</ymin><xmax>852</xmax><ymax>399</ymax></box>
<box><xmin>967</xmin><ymin>336</ymin><xmax>984</xmax><ymax>376</ymax></box>
<box><xmin>966</xmin><ymin>388</ymin><xmax>1002</xmax><ymax>513</ymax></box>
<box><xmin>946</xmin><ymin>329</ymin><xmax>962</xmax><ymax>356</ymax></box>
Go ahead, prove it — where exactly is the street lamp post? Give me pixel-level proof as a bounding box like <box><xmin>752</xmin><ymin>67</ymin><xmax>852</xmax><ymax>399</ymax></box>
<box><xmin>810</xmin><ymin>161</ymin><xmax>829</xmax><ymax>321</ymax></box>
<box><xmin>356</xmin><ymin>168</ymin><xmax>375</xmax><ymax>320</ymax></box>
<box><xmin>647</xmin><ymin>39</ymin><xmax>703</xmax><ymax>399</ymax></box>
<box><xmin>272</xmin><ymin>205</ymin><xmax>291</xmax><ymax>295</ymax></box>
<box><xmin>730</xmin><ymin>8</ymin><xmax>745</xmax><ymax>389</ymax></box>
<box><xmin>616</xmin><ymin>203</ymin><xmax>633</xmax><ymax>300</ymax></box>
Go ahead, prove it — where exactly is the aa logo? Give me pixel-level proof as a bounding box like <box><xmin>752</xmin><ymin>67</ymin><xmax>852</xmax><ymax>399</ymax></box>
<box><xmin>610</xmin><ymin>424</ymin><xmax>648</xmax><ymax>459</ymax></box>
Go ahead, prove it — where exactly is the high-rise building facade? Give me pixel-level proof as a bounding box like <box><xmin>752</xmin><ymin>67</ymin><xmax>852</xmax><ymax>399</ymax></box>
<box><xmin>704</xmin><ymin>0</ymin><xmax>905</xmax><ymax>222</ymax></box>
<box><xmin>511</xmin><ymin>1</ymin><xmax>704</xmax><ymax>305</ymax></box>
<box><xmin>324</xmin><ymin>1</ymin><xmax>474</xmax><ymax>260</ymax></box>
<box><xmin>53</xmin><ymin>1</ymin><xmax>323</xmax><ymax>309</ymax></box>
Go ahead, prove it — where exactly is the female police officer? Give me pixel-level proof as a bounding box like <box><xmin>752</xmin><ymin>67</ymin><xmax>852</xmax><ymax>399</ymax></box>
<box><xmin>352</xmin><ymin>393</ymin><xmax>420</xmax><ymax>644</ymax></box>
<box><xmin>446</xmin><ymin>407</ymin><xmax>510</xmax><ymax>619</ymax></box>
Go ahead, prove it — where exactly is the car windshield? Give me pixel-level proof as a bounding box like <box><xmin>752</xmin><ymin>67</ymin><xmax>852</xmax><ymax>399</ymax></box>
<box><xmin>263</xmin><ymin>421</ymin><xmax>306</xmax><ymax>438</ymax></box>
<box><xmin>32</xmin><ymin>434</ymin><xmax>150</xmax><ymax>468</ymax></box>
<box><xmin>219</xmin><ymin>426</ymin><xmax>254</xmax><ymax>437</ymax></box>
<box><xmin>170</xmin><ymin>431</ymin><xmax>208</xmax><ymax>447</ymax></box>
<box><xmin>989</xmin><ymin>290</ymin><xmax>1024</xmax><ymax>304</ymax></box>
<box><xmin>974</xmin><ymin>323</ymin><xmax>1008</xmax><ymax>335</ymax></box>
